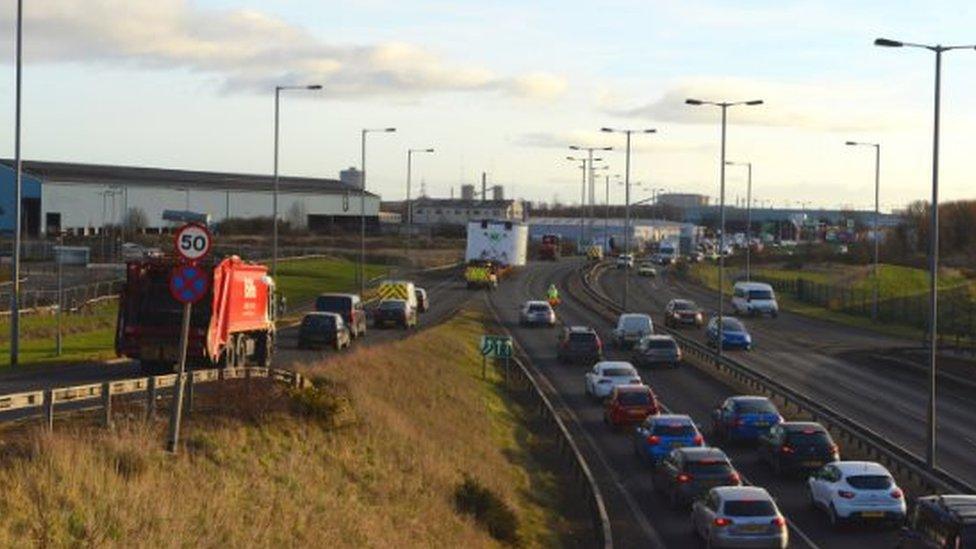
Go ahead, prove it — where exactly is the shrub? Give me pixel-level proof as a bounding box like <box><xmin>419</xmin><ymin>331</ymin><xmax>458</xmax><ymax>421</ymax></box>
<box><xmin>453</xmin><ymin>476</ymin><xmax>520</xmax><ymax>546</ymax></box>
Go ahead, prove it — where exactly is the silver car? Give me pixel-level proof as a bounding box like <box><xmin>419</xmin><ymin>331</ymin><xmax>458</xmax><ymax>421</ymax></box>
<box><xmin>692</xmin><ymin>486</ymin><xmax>788</xmax><ymax>548</ymax></box>
<box><xmin>519</xmin><ymin>300</ymin><xmax>556</xmax><ymax>327</ymax></box>
<box><xmin>612</xmin><ymin>313</ymin><xmax>654</xmax><ymax>348</ymax></box>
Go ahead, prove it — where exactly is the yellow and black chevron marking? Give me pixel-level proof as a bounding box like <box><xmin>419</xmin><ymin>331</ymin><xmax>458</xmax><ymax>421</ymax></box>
<box><xmin>377</xmin><ymin>283</ymin><xmax>410</xmax><ymax>300</ymax></box>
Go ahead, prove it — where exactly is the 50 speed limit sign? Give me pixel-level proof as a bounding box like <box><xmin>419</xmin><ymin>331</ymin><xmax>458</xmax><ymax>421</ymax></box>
<box><xmin>174</xmin><ymin>223</ymin><xmax>212</xmax><ymax>262</ymax></box>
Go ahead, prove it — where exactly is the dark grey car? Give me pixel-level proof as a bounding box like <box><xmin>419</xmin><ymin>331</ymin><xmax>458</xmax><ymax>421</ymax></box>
<box><xmin>632</xmin><ymin>335</ymin><xmax>682</xmax><ymax>368</ymax></box>
<box><xmin>298</xmin><ymin>312</ymin><xmax>351</xmax><ymax>351</ymax></box>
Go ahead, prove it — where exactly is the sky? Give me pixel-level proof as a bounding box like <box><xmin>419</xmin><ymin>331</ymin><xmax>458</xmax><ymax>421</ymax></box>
<box><xmin>2</xmin><ymin>0</ymin><xmax>976</xmax><ymax>213</ymax></box>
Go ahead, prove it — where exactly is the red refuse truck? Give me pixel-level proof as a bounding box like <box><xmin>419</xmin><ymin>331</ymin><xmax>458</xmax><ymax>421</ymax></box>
<box><xmin>539</xmin><ymin>234</ymin><xmax>561</xmax><ymax>261</ymax></box>
<box><xmin>115</xmin><ymin>255</ymin><xmax>277</xmax><ymax>374</ymax></box>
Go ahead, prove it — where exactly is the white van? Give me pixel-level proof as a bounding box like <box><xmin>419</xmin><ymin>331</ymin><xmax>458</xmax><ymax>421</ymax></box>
<box><xmin>731</xmin><ymin>282</ymin><xmax>779</xmax><ymax>317</ymax></box>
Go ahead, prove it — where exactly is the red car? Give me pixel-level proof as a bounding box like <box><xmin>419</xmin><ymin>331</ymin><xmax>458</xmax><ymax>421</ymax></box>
<box><xmin>604</xmin><ymin>385</ymin><xmax>660</xmax><ymax>427</ymax></box>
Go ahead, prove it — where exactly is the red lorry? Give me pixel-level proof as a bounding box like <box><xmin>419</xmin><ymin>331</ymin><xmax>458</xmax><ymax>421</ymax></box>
<box><xmin>539</xmin><ymin>234</ymin><xmax>561</xmax><ymax>261</ymax></box>
<box><xmin>115</xmin><ymin>256</ymin><xmax>277</xmax><ymax>374</ymax></box>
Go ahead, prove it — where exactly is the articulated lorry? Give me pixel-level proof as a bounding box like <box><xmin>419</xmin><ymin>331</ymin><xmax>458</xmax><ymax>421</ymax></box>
<box><xmin>464</xmin><ymin>220</ymin><xmax>528</xmax><ymax>288</ymax></box>
<box><xmin>115</xmin><ymin>256</ymin><xmax>277</xmax><ymax>374</ymax></box>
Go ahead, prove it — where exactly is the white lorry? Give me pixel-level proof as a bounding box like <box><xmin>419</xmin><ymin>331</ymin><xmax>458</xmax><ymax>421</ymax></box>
<box><xmin>465</xmin><ymin>220</ymin><xmax>528</xmax><ymax>267</ymax></box>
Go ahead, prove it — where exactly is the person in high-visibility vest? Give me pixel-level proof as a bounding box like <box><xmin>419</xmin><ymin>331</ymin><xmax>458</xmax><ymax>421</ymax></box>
<box><xmin>547</xmin><ymin>283</ymin><xmax>560</xmax><ymax>306</ymax></box>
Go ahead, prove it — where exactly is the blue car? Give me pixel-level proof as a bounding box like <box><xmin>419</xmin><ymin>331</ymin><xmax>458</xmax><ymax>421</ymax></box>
<box><xmin>705</xmin><ymin>317</ymin><xmax>752</xmax><ymax>350</ymax></box>
<box><xmin>633</xmin><ymin>414</ymin><xmax>704</xmax><ymax>465</ymax></box>
<box><xmin>711</xmin><ymin>396</ymin><xmax>783</xmax><ymax>442</ymax></box>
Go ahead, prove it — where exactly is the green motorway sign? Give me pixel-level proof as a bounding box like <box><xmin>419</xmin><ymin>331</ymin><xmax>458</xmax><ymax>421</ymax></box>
<box><xmin>479</xmin><ymin>335</ymin><xmax>513</xmax><ymax>359</ymax></box>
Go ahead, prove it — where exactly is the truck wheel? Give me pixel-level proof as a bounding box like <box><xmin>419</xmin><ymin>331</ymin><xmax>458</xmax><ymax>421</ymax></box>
<box><xmin>223</xmin><ymin>338</ymin><xmax>237</xmax><ymax>369</ymax></box>
<box><xmin>140</xmin><ymin>361</ymin><xmax>172</xmax><ymax>376</ymax></box>
<box><xmin>235</xmin><ymin>336</ymin><xmax>248</xmax><ymax>368</ymax></box>
<box><xmin>256</xmin><ymin>333</ymin><xmax>274</xmax><ymax>367</ymax></box>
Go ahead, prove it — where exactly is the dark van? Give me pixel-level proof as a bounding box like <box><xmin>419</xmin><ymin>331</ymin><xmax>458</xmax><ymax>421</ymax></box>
<box><xmin>315</xmin><ymin>293</ymin><xmax>367</xmax><ymax>338</ymax></box>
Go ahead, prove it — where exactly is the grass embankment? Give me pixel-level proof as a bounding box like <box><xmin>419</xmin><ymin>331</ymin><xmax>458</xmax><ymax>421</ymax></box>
<box><xmin>0</xmin><ymin>307</ymin><xmax>580</xmax><ymax>547</ymax></box>
<box><xmin>0</xmin><ymin>257</ymin><xmax>388</xmax><ymax>369</ymax></box>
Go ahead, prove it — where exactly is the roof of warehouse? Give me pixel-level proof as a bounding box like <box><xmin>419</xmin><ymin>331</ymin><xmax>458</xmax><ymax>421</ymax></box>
<box><xmin>0</xmin><ymin>159</ymin><xmax>377</xmax><ymax>197</ymax></box>
<box><xmin>529</xmin><ymin>216</ymin><xmax>688</xmax><ymax>228</ymax></box>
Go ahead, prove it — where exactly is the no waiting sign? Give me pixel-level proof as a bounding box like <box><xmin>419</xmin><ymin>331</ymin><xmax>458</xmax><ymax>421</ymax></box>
<box><xmin>174</xmin><ymin>223</ymin><xmax>212</xmax><ymax>262</ymax></box>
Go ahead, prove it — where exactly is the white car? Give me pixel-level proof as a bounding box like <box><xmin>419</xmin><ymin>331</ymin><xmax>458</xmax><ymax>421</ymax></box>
<box><xmin>731</xmin><ymin>282</ymin><xmax>779</xmax><ymax>318</ymax></box>
<box><xmin>692</xmin><ymin>486</ymin><xmax>788</xmax><ymax>549</ymax></box>
<box><xmin>584</xmin><ymin>361</ymin><xmax>641</xmax><ymax>400</ymax></box>
<box><xmin>616</xmin><ymin>254</ymin><xmax>634</xmax><ymax>269</ymax></box>
<box><xmin>807</xmin><ymin>461</ymin><xmax>906</xmax><ymax>528</ymax></box>
<box><xmin>612</xmin><ymin>313</ymin><xmax>654</xmax><ymax>348</ymax></box>
<box><xmin>519</xmin><ymin>300</ymin><xmax>556</xmax><ymax>327</ymax></box>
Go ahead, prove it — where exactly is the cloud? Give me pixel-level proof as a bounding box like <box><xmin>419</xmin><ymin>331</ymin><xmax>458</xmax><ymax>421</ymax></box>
<box><xmin>0</xmin><ymin>0</ymin><xmax>566</xmax><ymax>100</ymax></box>
<box><xmin>511</xmin><ymin>130</ymin><xmax>709</xmax><ymax>154</ymax></box>
<box><xmin>605</xmin><ymin>77</ymin><xmax>916</xmax><ymax>132</ymax></box>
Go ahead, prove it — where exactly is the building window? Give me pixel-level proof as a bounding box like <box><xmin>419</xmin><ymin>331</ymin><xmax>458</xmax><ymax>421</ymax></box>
<box><xmin>416</xmin><ymin>209</ymin><xmax>424</xmax><ymax>214</ymax></box>
<box><xmin>473</xmin><ymin>209</ymin><xmax>480</xmax><ymax>215</ymax></box>
<box><xmin>435</xmin><ymin>209</ymin><xmax>442</xmax><ymax>214</ymax></box>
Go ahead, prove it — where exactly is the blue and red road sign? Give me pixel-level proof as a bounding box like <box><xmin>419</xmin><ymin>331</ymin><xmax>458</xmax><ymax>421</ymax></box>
<box><xmin>169</xmin><ymin>264</ymin><xmax>210</xmax><ymax>304</ymax></box>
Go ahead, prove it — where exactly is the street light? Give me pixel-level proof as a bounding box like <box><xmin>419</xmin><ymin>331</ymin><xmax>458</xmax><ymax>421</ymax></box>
<box><xmin>601</xmin><ymin>127</ymin><xmax>657</xmax><ymax>310</ymax></box>
<box><xmin>405</xmin><ymin>147</ymin><xmax>435</xmax><ymax>262</ymax></box>
<box><xmin>567</xmin><ymin>156</ymin><xmax>603</xmax><ymax>251</ymax></box>
<box><xmin>875</xmin><ymin>37</ymin><xmax>976</xmax><ymax>469</ymax></box>
<box><xmin>725</xmin><ymin>161</ymin><xmax>753</xmax><ymax>281</ymax></box>
<box><xmin>570</xmin><ymin>145</ymin><xmax>613</xmax><ymax>235</ymax></box>
<box><xmin>272</xmin><ymin>84</ymin><xmax>322</xmax><ymax>279</ymax></box>
<box><xmin>360</xmin><ymin>127</ymin><xmax>397</xmax><ymax>296</ymax></box>
<box><xmin>846</xmin><ymin>141</ymin><xmax>882</xmax><ymax>320</ymax></box>
<box><xmin>685</xmin><ymin>98</ymin><xmax>763</xmax><ymax>355</ymax></box>
<box><xmin>10</xmin><ymin>0</ymin><xmax>23</xmax><ymax>366</ymax></box>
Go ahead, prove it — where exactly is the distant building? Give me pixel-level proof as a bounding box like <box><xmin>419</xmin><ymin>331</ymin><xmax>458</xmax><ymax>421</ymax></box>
<box><xmin>411</xmin><ymin>198</ymin><xmax>524</xmax><ymax>226</ymax></box>
<box><xmin>340</xmin><ymin>167</ymin><xmax>363</xmax><ymax>189</ymax></box>
<box><xmin>658</xmin><ymin>192</ymin><xmax>709</xmax><ymax>209</ymax></box>
<box><xmin>492</xmin><ymin>185</ymin><xmax>504</xmax><ymax>200</ymax></box>
<box><xmin>460</xmin><ymin>184</ymin><xmax>476</xmax><ymax>200</ymax></box>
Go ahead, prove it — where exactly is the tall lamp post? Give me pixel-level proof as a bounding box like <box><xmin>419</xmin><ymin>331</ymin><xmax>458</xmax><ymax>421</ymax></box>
<box><xmin>685</xmin><ymin>98</ymin><xmax>763</xmax><ymax>355</ymax></box>
<box><xmin>567</xmin><ymin>156</ymin><xmax>603</xmax><ymax>251</ymax></box>
<box><xmin>570</xmin><ymin>145</ymin><xmax>613</xmax><ymax>241</ymax></box>
<box><xmin>875</xmin><ymin>37</ymin><xmax>975</xmax><ymax>469</ymax></box>
<box><xmin>590</xmin><ymin>164</ymin><xmax>610</xmax><ymax>248</ymax></box>
<box><xmin>845</xmin><ymin>141</ymin><xmax>881</xmax><ymax>320</ymax></box>
<box><xmin>10</xmin><ymin>0</ymin><xmax>23</xmax><ymax>366</ymax></box>
<box><xmin>405</xmin><ymin>147</ymin><xmax>435</xmax><ymax>262</ymax></box>
<box><xmin>725</xmin><ymin>161</ymin><xmax>753</xmax><ymax>281</ymax></box>
<box><xmin>272</xmin><ymin>84</ymin><xmax>322</xmax><ymax>279</ymax></box>
<box><xmin>601</xmin><ymin>127</ymin><xmax>657</xmax><ymax>311</ymax></box>
<box><xmin>360</xmin><ymin>127</ymin><xmax>397</xmax><ymax>296</ymax></box>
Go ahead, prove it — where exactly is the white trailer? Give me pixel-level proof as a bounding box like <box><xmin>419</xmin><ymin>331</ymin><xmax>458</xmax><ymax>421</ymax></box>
<box><xmin>465</xmin><ymin>221</ymin><xmax>528</xmax><ymax>267</ymax></box>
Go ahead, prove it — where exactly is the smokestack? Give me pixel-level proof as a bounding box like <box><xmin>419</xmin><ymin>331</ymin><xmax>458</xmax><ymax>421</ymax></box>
<box><xmin>481</xmin><ymin>172</ymin><xmax>487</xmax><ymax>203</ymax></box>
<box><xmin>492</xmin><ymin>185</ymin><xmax>504</xmax><ymax>200</ymax></box>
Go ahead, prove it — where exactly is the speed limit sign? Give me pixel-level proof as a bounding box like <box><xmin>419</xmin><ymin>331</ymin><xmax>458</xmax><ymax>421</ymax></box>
<box><xmin>174</xmin><ymin>223</ymin><xmax>212</xmax><ymax>262</ymax></box>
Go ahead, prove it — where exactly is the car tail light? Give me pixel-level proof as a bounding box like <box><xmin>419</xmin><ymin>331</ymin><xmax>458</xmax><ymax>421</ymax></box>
<box><xmin>595</xmin><ymin>336</ymin><xmax>603</xmax><ymax>350</ymax></box>
<box><xmin>780</xmin><ymin>445</ymin><xmax>795</xmax><ymax>454</ymax></box>
<box><xmin>734</xmin><ymin>417</ymin><xmax>745</xmax><ymax>427</ymax></box>
<box><xmin>677</xmin><ymin>473</ymin><xmax>693</xmax><ymax>483</ymax></box>
<box><xmin>646</xmin><ymin>435</ymin><xmax>661</xmax><ymax>446</ymax></box>
<box><xmin>890</xmin><ymin>489</ymin><xmax>903</xmax><ymax>499</ymax></box>
<box><xmin>713</xmin><ymin>517</ymin><xmax>732</xmax><ymax>527</ymax></box>
<box><xmin>728</xmin><ymin>472</ymin><xmax>741</xmax><ymax>484</ymax></box>
<box><xmin>771</xmin><ymin>517</ymin><xmax>785</xmax><ymax>528</ymax></box>
<box><xmin>123</xmin><ymin>326</ymin><xmax>137</xmax><ymax>335</ymax></box>
<box><xmin>693</xmin><ymin>434</ymin><xmax>704</xmax><ymax>445</ymax></box>
<box><xmin>838</xmin><ymin>490</ymin><xmax>856</xmax><ymax>499</ymax></box>
<box><xmin>828</xmin><ymin>444</ymin><xmax>839</xmax><ymax>455</ymax></box>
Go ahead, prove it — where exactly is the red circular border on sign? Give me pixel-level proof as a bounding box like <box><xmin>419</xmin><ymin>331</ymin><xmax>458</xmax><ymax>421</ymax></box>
<box><xmin>173</xmin><ymin>222</ymin><xmax>213</xmax><ymax>263</ymax></box>
<box><xmin>169</xmin><ymin>264</ymin><xmax>211</xmax><ymax>304</ymax></box>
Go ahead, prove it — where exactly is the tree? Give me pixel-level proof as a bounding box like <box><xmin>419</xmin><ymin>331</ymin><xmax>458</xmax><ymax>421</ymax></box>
<box><xmin>124</xmin><ymin>207</ymin><xmax>148</xmax><ymax>230</ymax></box>
<box><xmin>286</xmin><ymin>201</ymin><xmax>307</xmax><ymax>231</ymax></box>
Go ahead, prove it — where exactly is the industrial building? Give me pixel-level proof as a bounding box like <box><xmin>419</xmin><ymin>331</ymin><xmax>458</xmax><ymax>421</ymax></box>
<box><xmin>528</xmin><ymin>216</ymin><xmax>700</xmax><ymax>253</ymax></box>
<box><xmin>410</xmin><ymin>197</ymin><xmax>524</xmax><ymax>226</ymax></box>
<box><xmin>0</xmin><ymin>160</ymin><xmax>380</xmax><ymax>236</ymax></box>
<box><xmin>658</xmin><ymin>192</ymin><xmax>710</xmax><ymax>209</ymax></box>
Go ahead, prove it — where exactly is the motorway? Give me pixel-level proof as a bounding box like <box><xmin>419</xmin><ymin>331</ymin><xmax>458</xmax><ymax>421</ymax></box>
<box><xmin>596</xmin><ymin>264</ymin><xmax>976</xmax><ymax>488</ymax></box>
<box><xmin>490</xmin><ymin>259</ymin><xmax>904</xmax><ymax>548</ymax></box>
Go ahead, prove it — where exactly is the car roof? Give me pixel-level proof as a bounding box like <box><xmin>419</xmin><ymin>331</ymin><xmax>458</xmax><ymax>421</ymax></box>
<box><xmin>676</xmin><ymin>446</ymin><xmax>728</xmax><ymax>460</ymax></box>
<box><xmin>614</xmin><ymin>384</ymin><xmax>651</xmax><ymax>393</ymax></box>
<box><xmin>379</xmin><ymin>298</ymin><xmax>407</xmax><ymax>304</ymax></box>
<box><xmin>670</xmin><ymin>299</ymin><xmax>695</xmax><ymax>305</ymax></box>
<box><xmin>642</xmin><ymin>334</ymin><xmax>675</xmax><ymax>342</ymax></box>
<box><xmin>729</xmin><ymin>395</ymin><xmax>771</xmax><ymax>404</ymax></box>
<box><xmin>305</xmin><ymin>311</ymin><xmax>340</xmax><ymax>319</ymax></box>
<box><xmin>712</xmin><ymin>486</ymin><xmax>773</xmax><ymax>500</ymax></box>
<box><xmin>620</xmin><ymin>313</ymin><xmax>651</xmax><ymax>320</ymax></box>
<box><xmin>734</xmin><ymin>281</ymin><xmax>774</xmax><ymax>290</ymax></box>
<box><xmin>525</xmin><ymin>300</ymin><xmax>550</xmax><ymax>306</ymax></box>
<box><xmin>918</xmin><ymin>496</ymin><xmax>976</xmax><ymax>523</ymax></box>
<box><xmin>318</xmin><ymin>292</ymin><xmax>356</xmax><ymax>299</ymax></box>
<box><xmin>568</xmin><ymin>325</ymin><xmax>596</xmax><ymax>333</ymax></box>
<box><xmin>650</xmin><ymin>414</ymin><xmax>693</xmax><ymax>423</ymax></box>
<box><xmin>781</xmin><ymin>421</ymin><xmax>826</xmax><ymax>432</ymax></box>
<box><xmin>833</xmin><ymin>461</ymin><xmax>891</xmax><ymax>476</ymax></box>
<box><xmin>596</xmin><ymin>361</ymin><xmax>635</xmax><ymax>370</ymax></box>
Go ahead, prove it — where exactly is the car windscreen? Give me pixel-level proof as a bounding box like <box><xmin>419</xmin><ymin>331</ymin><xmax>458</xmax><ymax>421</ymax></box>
<box><xmin>622</xmin><ymin>317</ymin><xmax>651</xmax><ymax>331</ymax></box>
<box><xmin>673</xmin><ymin>301</ymin><xmax>696</xmax><ymax>311</ymax></box>
<box><xmin>686</xmin><ymin>460</ymin><xmax>733</xmax><ymax>475</ymax></box>
<box><xmin>748</xmin><ymin>290</ymin><xmax>774</xmax><ymax>300</ymax></box>
<box><xmin>528</xmin><ymin>304</ymin><xmax>551</xmax><ymax>312</ymax></box>
<box><xmin>315</xmin><ymin>296</ymin><xmax>350</xmax><ymax>312</ymax></box>
<box><xmin>846</xmin><ymin>475</ymin><xmax>893</xmax><ymax>490</ymax></box>
<box><xmin>379</xmin><ymin>301</ymin><xmax>405</xmax><ymax>311</ymax></box>
<box><xmin>721</xmin><ymin>318</ymin><xmax>745</xmax><ymax>331</ymax></box>
<box><xmin>645</xmin><ymin>339</ymin><xmax>676</xmax><ymax>350</ymax></box>
<box><xmin>652</xmin><ymin>423</ymin><xmax>695</xmax><ymax>436</ymax></box>
<box><xmin>569</xmin><ymin>332</ymin><xmax>597</xmax><ymax>344</ymax></box>
<box><xmin>724</xmin><ymin>500</ymin><xmax>776</xmax><ymax>517</ymax></box>
<box><xmin>303</xmin><ymin>316</ymin><xmax>335</xmax><ymax>329</ymax></box>
<box><xmin>617</xmin><ymin>391</ymin><xmax>651</xmax><ymax>406</ymax></box>
<box><xmin>136</xmin><ymin>278</ymin><xmax>212</xmax><ymax>327</ymax></box>
<box><xmin>735</xmin><ymin>400</ymin><xmax>776</xmax><ymax>414</ymax></box>
<box><xmin>604</xmin><ymin>368</ymin><xmax>635</xmax><ymax>377</ymax></box>
<box><xmin>786</xmin><ymin>431</ymin><xmax>831</xmax><ymax>446</ymax></box>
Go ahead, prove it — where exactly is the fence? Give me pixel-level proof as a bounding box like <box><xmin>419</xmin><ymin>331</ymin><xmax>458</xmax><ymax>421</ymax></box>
<box><xmin>0</xmin><ymin>279</ymin><xmax>124</xmax><ymax>314</ymax></box>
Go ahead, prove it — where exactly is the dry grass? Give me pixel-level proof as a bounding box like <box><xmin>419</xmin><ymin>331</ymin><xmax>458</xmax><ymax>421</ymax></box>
<box><xmin>0</xmin><ymin>307</ymin><xmax>580</xmax><ymax>547</ymax></box>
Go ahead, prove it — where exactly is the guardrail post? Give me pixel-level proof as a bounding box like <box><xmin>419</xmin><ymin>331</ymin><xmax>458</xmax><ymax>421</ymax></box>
<box><xmin>44</xmin><ymin>389</ymin><xmax>55</xmax><ymax>431</ymax></box>
<box><xmin>102</xmin><ymin>382</ymin><xmax>112</xmax><ymax>427</ymax></box>
<box><xmin>146</xmin><ymin>377</ymin><xmax>157</xmax><ymax>421</ymax></box>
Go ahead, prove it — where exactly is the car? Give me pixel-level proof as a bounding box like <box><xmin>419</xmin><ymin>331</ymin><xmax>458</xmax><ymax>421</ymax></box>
<box><xmin>689</xmin><ymin>251</ymin><xmax>705</xmax><ymax>263</ymax></box>
<box><xmin>604</xmin><ymin>384</ymin><xmax>659</xmax><ymax>427</ymax></box>
<box><xmin>653</xmin><ymin>447</ymin><xmax>741</xmax><ymax>509</ymax></box>
<box><xmin>808</xmin><ymin>461</ymin><xmax>907</xmax><ymax>529</ymax></box>
<box><xmin>898</xmin><ymin>495</ymin><xmax>976</xmax><ymax>548</ymax></box>
<box><xmin>664</xmin><ymin>299</ymin><xmax>705</xmax><ymax>328</ymax></box>
<box><xmin>584</xmin><ymin>361</ymin><xmax>641</xmax><ymax>400</ymax></box>
<box><xmin>519</xmin><ymin>300</ymin><xmax>556</xmax><ymax>327</ymax></box>
<box><xmin>633</xmin><ymin>414</ymin><xmax>704</xmax><ymax>465</ymax></box>
<box><xmin>612</xmin><ymin>313</ymin><xmax>654</xmax><ymax>348</ymax></box>
<box><xmin>373</xmin><ymin>299</ymin><xmax>417</xmax><ymax>329</ymax></box>
<box><xmin>631</xmin><ymin>335</ymin><xmax>682</xmax><ymax>368</ymax></box>
<box><xmin>711</xmin><ymin>396</ymin><xmax>782</xmax><ymax>442</ymax></box>
<box><xmin>732</xmin><ymin>281</ymin><xmax>779</xmax><ymax>317</ymax></box>
<box><xmin>315</xmin><ymin>293</ymin><xmax>368</xmax><ymax>338</ymax></box>
<box><xmin>636</xmin><ymin>261</ymin><xmax>658</xmax><ymax>277</ymax></box>
<box><xmin>758</xmin><ymin>422</ymin><xmax>839</xmax><ymax>476</ymax></box>
<box><xmin>616</xmin><ymin>254</ymin><xmax>634</xmax><ymax>269</ymax></box>
<box><xmin>297</xmin><ymin>312</ymin><xmax>351</xmax><ymax>351</ymax></box>
<box><xmin>557</xmin><ymin>326</ymin><xmax>603</xmax><ymax>364</ymax></box>
<box><xmin>706</xmin><ymin>316</ymin><xmax>752</xmax><ymax>350</ymax></box>
<box><xmin>691</xmin><ymin>486</ymin><xmax>788</xmax><ymax>549</ymax></box>
<box><xmin>415</xmin><ymin>287</ymin><xmax>429</xmax><ymax>313</ymax></box>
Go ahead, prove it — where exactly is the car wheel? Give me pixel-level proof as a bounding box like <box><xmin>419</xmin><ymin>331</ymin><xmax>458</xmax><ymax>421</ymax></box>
<box><xmin>829</xmin><ymin>504</ymin><xmax>844</xmax><ymax>530</ymax></box>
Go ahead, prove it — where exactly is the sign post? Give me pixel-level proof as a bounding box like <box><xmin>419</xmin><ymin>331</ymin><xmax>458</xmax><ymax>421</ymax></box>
<box><xmin>167</xmin><ymin>224</ymin><xmax>212</xmax><ymax>453</ymax></box>
<box><xmin>478</xmin><ymin>335</ymin><xmax>513</xmax><ymax>381</ymax></box>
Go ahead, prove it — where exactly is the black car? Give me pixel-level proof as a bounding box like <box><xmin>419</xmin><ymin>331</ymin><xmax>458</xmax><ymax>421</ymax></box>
<box><xmin>898</xmin><ymin>495</ymin><xmax>976</xmax><ymax>548</ymax></box>
<box><xmin>373</xmin><ymin>299</ymin><xmax>417</xmax><ymax>329</ymax></box>
<box><xmin>315</xmin><ymin>293</ymin><xmax>367</xmax><ymax>338</ymax></box>
<box><xmin>664</xmin><ymin>299</ymin><xmax>705</xmax><ymax>328</ymax></box>
<box><xmin>298</xmin><ymin>312</ymin><xmax>351</xmax><ymax>351</ymax></box>
<box><xmin>631</xmin><ymin>335</ymin><xmax>682</xmax><ymax>368</ymax></box>
<box><xmin>557</xmin><ymin>326</ymin><xmax>603</xmax><ymax>364</ymax></box>
<box><xmin>652</xmin><ymin>447</ymin><xmax>741</xmax><ymax>509</ymax></box>
<box><xmin>758</xmin><ymin>422</ymin><xmax>839</xmax><ymax>476</ymax></box>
